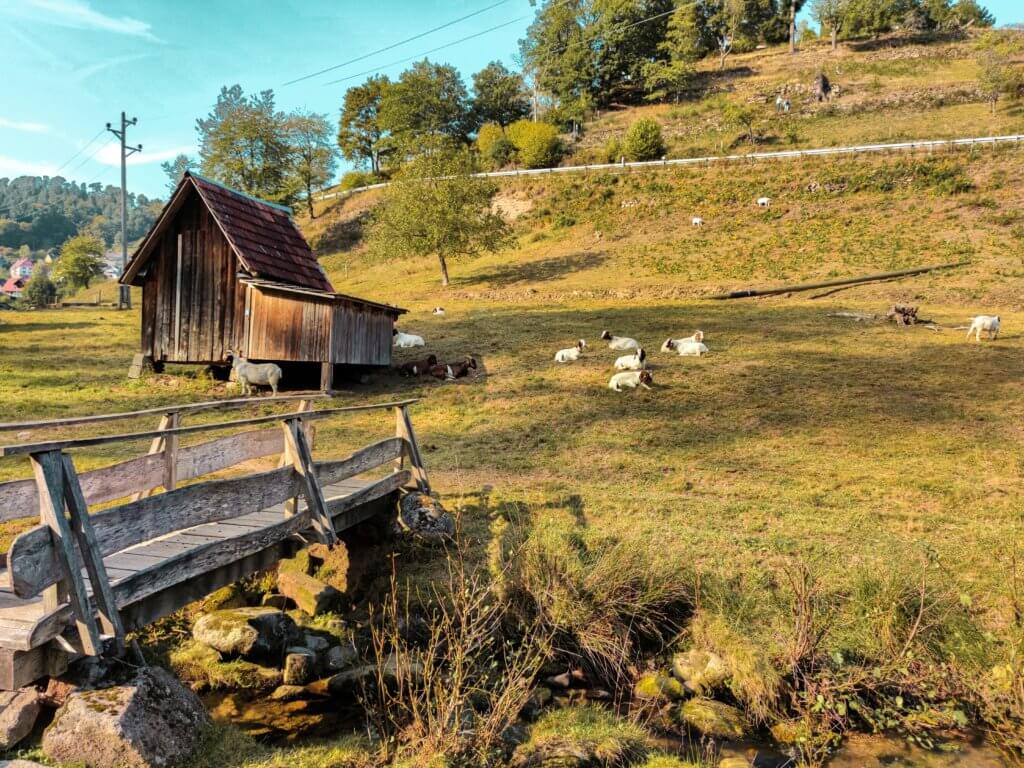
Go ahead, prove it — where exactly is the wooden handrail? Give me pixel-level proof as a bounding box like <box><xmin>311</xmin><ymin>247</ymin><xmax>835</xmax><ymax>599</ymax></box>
<box><xmin>0</xmin><ymin>393</ymin><xmax>331</xmax><ymax>432</ymax></box>
<box><xmin>0</xmin><ymin>399</ymin><xmax>420</xmax><ymax>457</ymax></box>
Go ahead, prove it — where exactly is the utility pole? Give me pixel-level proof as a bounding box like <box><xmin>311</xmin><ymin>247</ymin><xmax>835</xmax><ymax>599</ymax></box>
<box><xmin>106</xmin><ymin>112</ymin><xmax>141</xmax><ymax>309</ymax></box>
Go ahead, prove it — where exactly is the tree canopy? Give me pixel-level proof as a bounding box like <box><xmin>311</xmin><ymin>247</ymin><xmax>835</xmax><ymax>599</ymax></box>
<box><xmin>52</xmin><ymin>234</ymin><xmax>105</xmax><ymax>291</ymax></box>
<box><xmin>471</xmin><ymin>62</ymin><xmax>531</xmax><ymax>127</ymax></box>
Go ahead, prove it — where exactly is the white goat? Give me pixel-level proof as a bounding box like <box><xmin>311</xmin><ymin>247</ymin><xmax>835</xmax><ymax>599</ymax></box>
<box><xmin>393</xmin><ymin>329</ymin><xmax>425</xmax><ymax>348</ymax></box>
<box><xmin>228</xmin><ymin>352</ymin><xmax>282</xmax><ymax>396</ymax></box>
<box><xmin>608</xmin><ymin>370</ymin><xmax>653</xmax><ymax>392</ymax></box>
<box><xmin>966</xmin><ymin>315</ymin><xmax>1001</xmax><ymax>341</ymax></box>
<box><xmin>432</xmin><ymin>307</ymin><xmax>446</xmax><ymax>316</ymax></box>
<box><xmin>554</xmin><ymin>339</ymin><xmax>586</xmax><ymax>363</ymax></box>
<box><xmin>614</xmin><ymin>347</ymin><xmax>647</xmax><ymax>371</ymax></box>
<box><xmin>661</xmin><ymin>331</ymin><xmax>708</xmax><ymax>356</ymax></box>
<box><xmin>692</xmin><ymin>216</ymin><xmax>704</xmax><ymax>227</ymax></box>
<box><xmin>600</xmin><ymin>330</ymin><xmax>640</xmax><ymax>351</ymax></box>
<box><xmin>757</xmin><ymin>197</ymin><xmax>771</xmax><ymax>208</ymax></box>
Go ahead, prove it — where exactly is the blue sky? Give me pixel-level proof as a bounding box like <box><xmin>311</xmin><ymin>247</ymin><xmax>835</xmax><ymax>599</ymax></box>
<box><xmin>1</xmin><ymin>0</ymin><xmax>1021</xmax><ymax>200</ymax></box>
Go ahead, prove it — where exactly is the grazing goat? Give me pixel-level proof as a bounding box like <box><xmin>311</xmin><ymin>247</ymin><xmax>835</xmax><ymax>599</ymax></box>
<box><xmin>600</xmin><ymin>330</ymin><xmax>640</xmax><ymax>351</ymax></box>
<box><xmin>661</xmin><ymin>331</ymin><xmax>708</xmax><ymax>356</ymax></box>
<box><xmin>692</xmin><ymin>216</ymin><xmax>704</xmax><ymax>227</ymax></box>
<box><xmin>227</xmin><ymin>352</ymin><xmax>282</xmax><ymax>396</ymax></box>
<box><xmin>608</xmin><ymin>369</ymin><xmax>653</xmax><ymax>392</ymax></box>
<box><xmin>966</xmin><ymin>315</ymin><xmax>1001</xmax><ymax>342</ymax></box>
<box><xmin>757</xmin><ymin>197</ymin><xmax>771</xmax><ymax>208</ymax></box>
<box><xmin>393</xmin><ymin>329</ymin><xmax>425</xmax><ymax>348</ymax></box>
<box><xmin>429</xmin><ymin>356</ymin><xmax>477</xmax><ymax>381</ymax></box>
<box><xmin>614</xmin><ymin>347</ymin><xmax>647</xmax><ymax>371</ymax></box>
<box><xmin>399</xmin><ymin>354</ymin><xmax>438</xmax><ymax>377</ymax></box>
<box><xmin>432</xmin><ymin>307</ymin><xmax>446</xmax><ymax>316</ymax></box>
<box><xmin>554</xmin><ymin>340</ymin><xmax>586</xmax><ymax>363</ymax></box>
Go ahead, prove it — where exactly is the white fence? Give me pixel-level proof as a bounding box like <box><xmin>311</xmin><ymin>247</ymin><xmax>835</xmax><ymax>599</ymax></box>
<box><xmin>315</xmin><ymin>133</ymin><xmax>1024</xmax><ymax>202</ymax></box>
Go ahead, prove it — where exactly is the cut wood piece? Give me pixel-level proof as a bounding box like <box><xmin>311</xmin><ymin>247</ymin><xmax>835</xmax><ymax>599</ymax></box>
<box><xmin>277</xmin><ymin>570</ymin><xmax>341</xmax><ymax>616</ymax></box>
<box><xmin>314</xmin><ymin>438</ymin><xmax>404</xmax><ymax>487</ymax></box>
<box><xmin>284</xmin><ymin>420</ymin><xmax>336</xmax><ymax>546</ymax></box>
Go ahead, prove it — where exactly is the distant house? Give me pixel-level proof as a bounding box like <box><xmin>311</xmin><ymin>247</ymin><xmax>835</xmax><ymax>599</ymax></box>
<box><xmin>10</xmin><ymin>258</ymin><xmax>33</xmax><ymax>280</ymax></box>
<box><xmin>120</xmin><ymin>171</ymin><xmax>405</xmax><ymax>388</ymax></box>
<box><xmin>1</xmin><ymin>276</ymin><xmax>26</xmax><ymax>298</ymax></box>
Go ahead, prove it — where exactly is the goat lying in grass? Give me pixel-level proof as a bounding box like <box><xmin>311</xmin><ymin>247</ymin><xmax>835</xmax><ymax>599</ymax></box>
<box><xmin>554</xmin><ymin>340</ymin><xmax>586</xmax><ymax>362</ymax></box>
<box><xmin>609</xmin><ymin>369</ymin><xmax>653</xmax><ymax>392</ymax></box>
<box><xmin>692</xmin><ymin>216</ymin><xmax>704</xmax><ymax>227</ymax></box>
<box><xmin>227</xmin><ymin>352</ymin><xmax>282</xmax><ymax>396</ymax></box>
<box><xmin>429</xmin><ymin>356</ymin><xmax>477</xmax><ymax>381</ymax></box>
<box><xmin>399</xmin><ymin>354</ymin><xmax>438</xmax><ymax>376</ymax></box>
<box><xmin>661</xmin><ymin>331</ymin><xmax>708</xmax><ymax>356</ymax></box>
<box><xmin>600</xmin><ymin>330</ymin><xmax>640</xmax><ymax>351</ymax></box>
<box><xmin>757</xmin><ymin>196</ymin><xmax>771</xmax><ymax>208</ymax></box>
<box><xmin>432</xmin><ymin>307</ymin><xmax>445</xmax><ymax>316</ymax></box>
<box><xmin>614</xmin><ymin>347</ymin><xmax>646</xmax><ymax>370</ymax></box>
<box><xmin>966</xmin><ymin>315</ymin><xmax>1000</xmax><ymax>341</ymax></box>
<box><xmin>393</xmin><ymin>329</ymin><xmax>425</xmax><ymax>348</ymax></box>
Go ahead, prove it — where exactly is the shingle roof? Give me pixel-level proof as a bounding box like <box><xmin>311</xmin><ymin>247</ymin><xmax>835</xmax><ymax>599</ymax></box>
<box><xmin>188</xmin><ymin>173</ymin><xmax>333</xmax><ymax>292</ymax></box>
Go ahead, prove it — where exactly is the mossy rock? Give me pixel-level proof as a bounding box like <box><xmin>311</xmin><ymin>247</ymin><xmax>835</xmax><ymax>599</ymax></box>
<box><xmin>192</xmin><ymin>607</ymin><xmax>297</xmax><ymax>659</ymax></box>
<box><xmin>200</xmin><ymin>584</ymin><xmax>248</xmax><ymax>612</ymax></box>
<box><xmin>769</xmin><ymin>719</ymin><xmax>805</xmax><ymax>745</ymax></box>
<box><xmin>169</xmin><ymin>640</ymin><xmax>283</xmax><ymax>691</ymax></box>
<box><xmin>513</xmin><ymin>704</ymin><xmax>648</xmax><ymax>767</ymax></box>
<box><xmin>678</xmin><ymin>698</ymin><xmax>746</xmax><ymax>739</ymax></box>
<box><xmin>278</xmin><ymin>549</ymin><xmax>313</xmax><ymax>577</ymax></box>
<box><xmin>670</xmin><ymin>650</ymin><xmax>729</xmax><ymax>693</ymax></box>
<box><xmin>633</xmin><ymin>672</ymin><xmax>685</xmax><ymax>702</ymax></box>
<box><xmin>638</xmin><ymin>757</ymin><xmax>702</xmax><ymax>768</ymax></box>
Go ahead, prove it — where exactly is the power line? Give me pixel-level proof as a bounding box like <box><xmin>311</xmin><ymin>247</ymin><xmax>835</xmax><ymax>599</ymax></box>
<box><xmin>67</xmin><ymin>137</ymin><xmax>116</xmax><ymax>177</ymax></box>
<box><xmin>282</xmin><ymin>0</ymin><xmax>513</xmax><ymax>87</ymax></box>
<box><xmin>52</xmin><ymin>128</ymin><xmax>106</xmax><ymax>176</ymax></box>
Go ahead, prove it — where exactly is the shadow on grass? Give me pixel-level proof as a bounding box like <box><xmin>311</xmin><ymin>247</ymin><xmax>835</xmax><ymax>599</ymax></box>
<box><xmin>1</xmin><ymin>321</ymin><xmax>96</xmax><ymax>332</ymax></box>
<box><xmin>458</xmin><ymin>251</ymin><xmax>608</xmax><ymax>287</ymax></box>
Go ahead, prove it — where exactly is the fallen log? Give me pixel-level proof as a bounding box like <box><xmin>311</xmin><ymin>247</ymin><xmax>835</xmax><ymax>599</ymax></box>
<box><xmin>709</xmin><ymin>262</ymin><xmax>968</xmax><ymax>300</ymax></box>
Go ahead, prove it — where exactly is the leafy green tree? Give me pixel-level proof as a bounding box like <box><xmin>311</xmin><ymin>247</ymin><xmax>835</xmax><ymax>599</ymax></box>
<box><xmin>471</xmin><ymin>62</ymin><xmax>530</xmax><ymax>128</ymax></box>
<box><xmin>812</xmin><ymin>0</ymin><xmax>850</xmax><ymax>49</ymax></box>
<box><xmin>22</xmin><ymin>265</ymin><xmax>57</xmax><ymax>307</ymax></box>
<box><xmin>519</xmin><ymin>0</ymin><xmax>598</xmax><ymax>119</ymax></box>
<box><xmin>642</xmin><ymin>2</ymin><xmax>705</xmax><ymax>102</ymax></box>
<box><xmin>950</xmin><ymin>0</ymin><xmax>994</xmax><ymax>27</ymax></box>
<box><xmin>378</xmin><ymin>60</ymin><xmax>471</xmax><ymax>153</ymax></box>
<box><xmin>367</xmin><ymin>148</ymin><xmax>513</xmax><ymax>286</ymax></box>
<box><xmin>722</xmin><ymin>102</ymin><xmax>759</xmax><ymax>143</ymax></box>
<box><xmin>786</xmin><ymin>0</ymin><xmax>808</xmax><ymax>52</ymax></box>
<box><xmin>507</xmin><ymin>120</ymin><xmax>565</xmax><ymax>168</ymax></box>
<box><xmin>196</xmin><ymin>85</ymin><xmax>294</xmax><ymax>203</ymax></box>
<box><xmin>476</xmin><ymin>123</ymin><xmax>516</xmax><ymax>169</ymax></box>
<box><xmin>706</xmin><ymin>0</ymin><xmax>776</xmax><ymax>70</ymax></box>
<box><xmin>843</xmin><ymin>0</ymin><xmax>912</xmax><ymax>38</ymax></box>
<box><xmin>975</xmin><ymin>43</ymin><xmax>1020</xmax><ymax>114</ymax></box>
<box><xmin>338</xmin><ymin>75</ymin><xmax>390</xmax><ymax>173</ymax></box>
<box><xmin>286</xmin><ymin>111</ymin><xmax>338</xmax><ymax>219</ymax></box>
<box><xmin>53</xmin><ymin>234</ymin><xmax>105</xmax><ymax>291</ymax></box>
<box><xmin>591</xmin><ymin>0</ymin><xmax>674</xmax><ymax>103</ymax></box>
<box><xmin>623</xmin><ymin>118</ymin><xmax>666</xmax><ymax>160</ymax></box>
<box><xmin>160</xmin><ymin>154</ymin><xmax>195</xmax><ymax>194</ymax></box>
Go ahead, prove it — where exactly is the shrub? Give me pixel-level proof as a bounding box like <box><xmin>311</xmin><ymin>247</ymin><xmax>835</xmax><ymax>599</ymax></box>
<box><xmin>476</xmin><ymin>122</ymin><xmax>515</xmax><ymax>169</ymax></box>
<box><xmin>507</xmin><ymin>119</ymin><xmax>564</xmax><ymax>169</ymax></box>
<box><xmin>622</xmin><ymin>118</ymin><xmax>666</xmax><ymax>162</ymax></box>
<box><xmin>22</xmin><ymin>266</ymin><xmax>58</xmax><ymax>307</ymax></box>
<box><xmin>339</xmin><ymin>170</ymin><xmax>380</xmax><ymax>191</ymax></box>
<box><xmin>514</xmin><ymin>706</ymin><xmax>648</xmax><ymax>767</ymax></box>
<box><xmin>603</xmin><ymin>137</ymin><xmax>624</xmax><ymax>164</ymax></box>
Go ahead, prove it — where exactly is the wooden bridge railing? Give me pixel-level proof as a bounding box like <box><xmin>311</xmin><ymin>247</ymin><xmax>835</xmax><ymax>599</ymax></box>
<box><xmin>0</xmin><ymin>396</ymin><xmax>428</xmax><ymax>680</ymax></box>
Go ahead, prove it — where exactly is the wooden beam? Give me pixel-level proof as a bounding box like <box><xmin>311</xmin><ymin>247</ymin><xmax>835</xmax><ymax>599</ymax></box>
<box><xmin>0</xmin><ymin>400</ymin><xmax>421</xmax><ymax>456</ymax></box>
<box><xmin>60</xmin><ymin>455</ymin><xmax>125</xmax><ymax>654</ymax></box>
<box><xmin>130</xmin><ymin>412</ymin><xmax>173</xmax><ymax>502</ymax></box>
<box><xmin>396</xmin><ymin>405</ymin><xmax>430</xmax><ymax>494</ymax></box>
<box><xmin>30</xmin><ymin>451</ymin><xmax>100</xmax><ymax>656</ymax></box>
<box><xmin>163</xmin><ymin>412</ymin><xmax>180</xmax><ymax>493</ymax></box>
<box><xmin>283</xmin><ymin>419</ymin><xmax>337</xmax><ymax>546</ymax></box>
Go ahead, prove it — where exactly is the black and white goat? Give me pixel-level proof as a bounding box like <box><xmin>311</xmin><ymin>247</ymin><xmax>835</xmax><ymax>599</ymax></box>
<box><xmin>554</xmin><ymin>339</ymin><xmax>586</xmax><ymax>363</ymax></box>
<box><xmin>614</xmin><ymin>347</ymin><xmax>646</xmax><ymax>370</ymax></box>
<box><xmin>608</xmin><ymin>369</ymin><xmax>653</xmax><ymax>392</ymax></box>
<box><xmin>600</xmin><ymin>330</ymin><xmax>640</xmax><ymax>351</ymax></box>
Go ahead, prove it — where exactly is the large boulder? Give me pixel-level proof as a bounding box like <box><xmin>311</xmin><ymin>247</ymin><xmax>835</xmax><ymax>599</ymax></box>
<box><xmin>398</xmin><ymin>492</ymin><xmax>454</xmax><ymax>543</ymax></box>
<box><xmin>42</xmin><ymin>667</ymin><xmax>208</xmax><ymax>768</ymax></box>
<box><xmin>283</xmin><ymin>648</ymin><xmax>316</xmax><ymax>686</ymax></box>
<box><xmin>192</xmin><ymin>606</ymin><xmax>297</xmax><ymax>659</ymax></box>
<box><xmin>671</xmin><ymin>650</ymin><xmax>730</xmax><ymax>694</ymax></box>
<box><xmin>0</xmin><ymin>689</ymin><xmax>41</xmax><ymax>750</ymax></box>
<box><xmin>679</xmin><ymin>698</ymin><xmax>746</xmax><ymax>739</ymax></box>
<box><xmin>277</xmin><ymin>571</ymin><xmax>341</xmax><ymax>616</ymax></box>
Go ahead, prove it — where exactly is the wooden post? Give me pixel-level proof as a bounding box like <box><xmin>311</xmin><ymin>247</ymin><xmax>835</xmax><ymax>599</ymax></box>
<box><xmin>395</xmin><ymin>405</ymin><xmax>430</xmax><ymax>494</ymax></box>
<box><xmin>279</xmin><ymin>400</ymin><xmax>313</xmax><ymax>516</ymax></box>
<box><xmin>131</xmin><ymin>411</ymin><xmax>176</xmax><ymax>501</ymax></box>
<box><xmin>393</xmin><ymin>407</ymin><xmax>406</xmax><ymax>474</ymax></box>
<box><xmin>163</xmin><ymin>411</ymin><xmax>180</xmax><ymax>493</ymax></box>
<box><xmin>61</xmin><ymin>454</ymin><xmax>125</xmax><ymax>654</ymax></box>
<box><xmin>30</xmin><ymin>450</ymin><xmax>101</xmax><ymax>656</ymax></box>
<box><xmin>282</xmin><ymin>418</ymin><xmax>338</xmax><ymax>545</ymax></box>
<box><xmin>320</xmin><ymin>362</ymin><xmax>334</xmax><ymax>393</ymax></box>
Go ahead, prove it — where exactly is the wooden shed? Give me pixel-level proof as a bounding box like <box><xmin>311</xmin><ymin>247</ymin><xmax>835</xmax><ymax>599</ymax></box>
<box><xmin>121</xmin><ymin>172</ymin><xmax>404</xmax><ymax>388</ymax></box>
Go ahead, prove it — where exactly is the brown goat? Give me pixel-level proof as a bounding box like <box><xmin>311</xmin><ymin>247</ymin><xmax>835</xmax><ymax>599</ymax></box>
<box><xmin>398</xmin><ymin>354</ymin><xmax>438</xmax><ymax>377</ymax></box>
<box><xmin>428</xmin><ymin>356</ymin><xmax>477</xmax><ymax>381</ymax></box>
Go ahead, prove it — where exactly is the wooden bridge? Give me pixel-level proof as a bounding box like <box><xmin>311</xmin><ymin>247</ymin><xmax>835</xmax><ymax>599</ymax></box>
<box><xmin>0</xmin><ymin>394</ymin><xmax>429</xmax><ymax>690</ymax></box>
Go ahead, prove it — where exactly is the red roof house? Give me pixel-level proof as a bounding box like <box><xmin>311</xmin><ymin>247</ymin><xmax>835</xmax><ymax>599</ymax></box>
<box><xmin>1</xmin><ymin>277</ymin><xmax>26</xmax><ymax>297</ymax></box>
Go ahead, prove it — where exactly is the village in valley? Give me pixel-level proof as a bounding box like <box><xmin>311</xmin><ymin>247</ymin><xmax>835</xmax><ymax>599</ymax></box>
<box><xmin>1</xmin><ymin>1</ymin><xmax>1024</xmax><ymax>767</ymax></box>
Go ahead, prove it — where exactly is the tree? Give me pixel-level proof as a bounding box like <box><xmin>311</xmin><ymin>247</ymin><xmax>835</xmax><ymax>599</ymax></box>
<box><xmin>843</xmin><ymin>0</ymin><xmax>911</xmax><ymax>39</ymax></box>
<box><xmin>506</xmin><ymin>120</ymin><xmax>565</xmax><ymax>168</ymax></box>
<box><xmin>53</xmin><ymin>234</ymin><xmax>105</xmax><ymax>291</ymax></box>
<box><xmin>476</xmin><ymin>123</ymin><xmax>516</xmax><ymax>169</ymax></box>
<box><xmin>286</xmin><ymin>111</ymin><xmax>338</xmax><ymax>219</ymax></box>
<box><xmin>950</xmin><ymin>0</ymin><xmax>994</xmax><ymax>28</ymax></box>
<box><xmin>367</xmin><ymin>148</ymin><xmax>513</xmax><ymax>286</ymax></box>
<box><xmin>196</xmin><ymin>85</ymin><xmax>294</xmax><ymax>203</ymax></box>
<box><xmin>378</xmin><ymin>60</ymin><xmax>471</xmax><ymax>153</ymax></box>
<box><xmin>160</xmin><ymin>154</ymin><xmax>196</xmax><ymax>194</ymax></box>
<box><xmin>641</xmin><ymin>1</ymin><xmax>704</xmax><ymax>102</ymax></box>
<box><xmin>706</xmin><ymin>0</ymin><xmax>775</xmax><ymax>70</ymax></box>
<box><xmin>591</xmin><ymin>0</ymin><xmax>674</xmax><ymax>104</ymax></box>
<box><xmin>471</xmin><ymin>62</ymin><xmax>530</xmax><ymax>128</ymax></box>
<box><xmin>519</xmin><ymin>0</ymin><xmax>598</xmax><ymax>120</ymax></box>
<box><xmin>22</xmin><ymin>265</ymin><xmax>57</xmax><ymax>307</ymax></box>
<box><xmin>622</xmin><ymin>118</ymin><xmax>666</xmax><ymax>160</ymax></box>
<box><xmin>338</xmin><ymin>75</ymin><xmax>390</xmax><ymax>173</ymax></box>
<box><xmin>812</xmin><ymin>0</ymin><xmax>850</xmax><ymax>49</ymax></box>
<box><xmin>787</xmin><ymin>0</ymin><xmax>808</xmax><ymax>53</ymax></box>
<box><xmin>722</xmin><ymin>102</ymin><xmax>759</xmax><ymax>143</ymax></box>
<box><xmin>975</xmin><ymin>46</ymin><xmax>1019</xmax><ymax>114</ymax></box>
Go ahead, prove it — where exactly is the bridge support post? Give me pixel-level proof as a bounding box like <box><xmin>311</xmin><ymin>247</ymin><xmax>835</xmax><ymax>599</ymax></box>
<box><xmin>394</xmin><ymin>405</ymin><xmax>430</xmax><ymax>494</ymax></box>
<box><xmin>282</xmin><ymin>417</ymin><xmax>338</xmax><ymax>546</ymax></box>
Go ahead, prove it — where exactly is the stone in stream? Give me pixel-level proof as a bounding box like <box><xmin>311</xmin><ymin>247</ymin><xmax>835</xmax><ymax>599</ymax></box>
<box><xmin>283</xmin><ymin>648</ymin><xmax>317</xmax><ymax>686</ymax></box>
<box><xmin>325</xmin><ymin>644</ymin><xmax>359</xmax><ymax>672</ymax></box>
<box><xmin>679</xmin><ymin>698</ymin><xmax>747</xmax><ymax>739</ymax></box>
<box><xmin>192</xmin><ymin>606</ymin><xmax>297</xmax><ymax>659</ymax></box>
<box><xmin>277</xmin><ymin>571</ymin><xmax>341</xmax><ymax>616</ymax></box>
<box><xmin>671</xmin><ymin>649</ymin><xmax>730</xmax><ymax>693</ymax></box>
<box><xmin>633</xmin><ymin>672</ymin><xmax>685</xmax><ymax>702</ymax></box>
<box><xmin>0</xmin><ymin>689</ymin><xmax>41</xmax><ymax>750</ymax></box>
<box><xmin>398</xmin><ymin>492</ymin><xmax>455</xmax><ymax>543</ymax></box>
<box><xmin>42</xmin><ymin>667</ymin><xmax>208</xmax><ymax>768</ymax></box>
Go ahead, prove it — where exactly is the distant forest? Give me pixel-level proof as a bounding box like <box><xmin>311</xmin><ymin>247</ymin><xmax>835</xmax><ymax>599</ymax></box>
<box><xmin>0</xmin><ymin>176</ymin><xmax>162</xmax><ymax>251</ymax></box>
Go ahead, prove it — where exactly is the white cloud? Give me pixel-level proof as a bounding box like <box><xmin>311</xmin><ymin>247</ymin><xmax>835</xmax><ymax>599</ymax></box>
<box><xmin>95</xmin><ymin>144</ymin><xmax>196</xmax><ymax>167</ymax></box>
<box><xmin>0</xmin><ymin>117</ymin><xmax>51</xmax><ymax>134</ymax></box>
<box><xmin>72</xmin><ymin>53</ymin><xmax>152</xmax><ymax>85</ymax></box>
<box><xmin>0</xmin><ymin>155</ymin><xmax>59</xmax><ymax>178</ymax></box>
<box><xmin>2</xmin><ymin>0</ymin><xmax>160</xmax><ymax>42</ymax></box>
